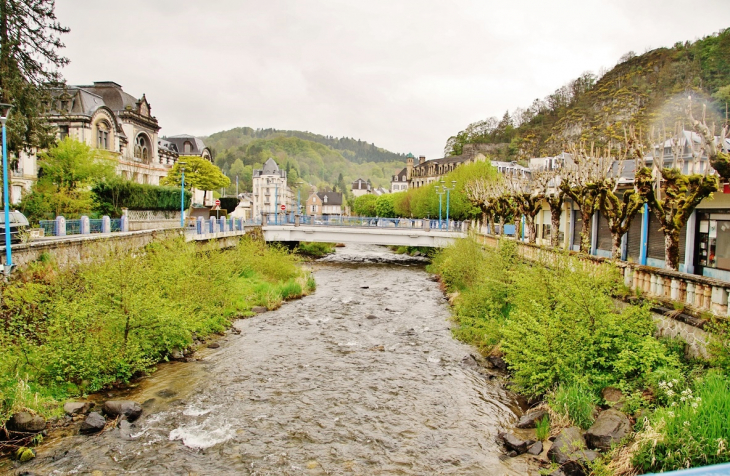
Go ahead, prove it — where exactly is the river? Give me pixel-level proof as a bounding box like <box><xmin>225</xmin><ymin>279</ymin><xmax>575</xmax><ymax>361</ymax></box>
<box><xmin>8</xmin><ymin>244</ymin><xmax>533</xmax><ymax>475</ymax></box>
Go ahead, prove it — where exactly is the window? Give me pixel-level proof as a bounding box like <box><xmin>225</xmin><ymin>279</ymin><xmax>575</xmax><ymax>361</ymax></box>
<box><xmin>59</xmin><ymin>125</ymin><xmax>69</xmax><ymax>140</ymax></box>
<box><xmin>97</xmin><ymin>121</ymin><xmax>110</xmax><ymax>149</ymax></box>
<box><xmin>697</xmin><ymin>214</ymin><xmax>730</xmax><ymax>271</ymax></box>
<box><xmin>184</xmin><ymin>141</ymin><xmax>192</xmax><ymax>154</ymax></box>
<box><xmin>134</xmin><ymin>134</ymin><xmax>150</xmax><ymax>163</ymax></box>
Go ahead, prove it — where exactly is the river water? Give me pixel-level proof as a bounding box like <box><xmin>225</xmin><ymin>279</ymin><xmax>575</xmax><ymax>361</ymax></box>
<box><xmin>10</xmin><ymin>244</ymin><xmax>533</xmax><ymax>475</ymax></box>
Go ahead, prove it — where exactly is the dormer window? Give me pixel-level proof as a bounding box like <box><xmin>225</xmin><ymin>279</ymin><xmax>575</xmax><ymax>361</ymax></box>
<box><xmin>324</xmin><ymin>195</ymin><xmax>328</xmax><ymax>204</ymax></box>
<box><xmin>184</xmin><ymin>141</ymin><xmax>192</xmax><ymax>154</ymax></box>
<box><xmin>96</xmin><ymin>121</ymin><xmax>110</xmax><ymax>150</ymax></box>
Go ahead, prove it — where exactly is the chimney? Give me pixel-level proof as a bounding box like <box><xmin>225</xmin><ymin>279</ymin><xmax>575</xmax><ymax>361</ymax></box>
<box><xmin>419</xmin><ymin>155</ymin><xmax>425</xmax><ymax>165</ymax></box>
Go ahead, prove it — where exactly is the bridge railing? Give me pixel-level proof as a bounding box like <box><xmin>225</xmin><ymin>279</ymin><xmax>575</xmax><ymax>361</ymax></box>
<box><xmin>260</xmin><ymin>214</ymin><xmax>469</xmax><ymax>232</ymax></box>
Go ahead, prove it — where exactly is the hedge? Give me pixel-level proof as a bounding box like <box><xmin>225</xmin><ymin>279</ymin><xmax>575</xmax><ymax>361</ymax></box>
<box><xmin>218</xmin><ymin>197</ymin><xmax>239</xmax><ymax>214</ymax></box>
<box><xmin>92</xmin><ymin>180</ymin><xmax>192</xmax><ymax>217</ymax></box>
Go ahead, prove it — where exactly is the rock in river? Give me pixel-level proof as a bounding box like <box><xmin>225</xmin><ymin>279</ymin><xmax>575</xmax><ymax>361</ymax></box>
<box><xmin>63</xmin><ymin>401</ymin><xmax>95</xmax><ymax>416</ymax></box>
<box><xmin>80</xmin><ymin>412</ymin><xmax>106</xmax><ymax>434</ymax></box>
<box><xmin>498</xmin><ymin>432</ymin><xmax>529</xmax><ymax>455</ymax></box>
<box><xmin>547</xmin><ymin>426</ymin><xmax>599</xmax><ymax>476</ymax></box>
<box><xmin>516</xmin><ymin>409</ymin><xmax>549</xmax><ymax>429</ymax></box>
<box><xmin>103</xmin><ymin>400</ymin><xmax>143</xmax><ymax>421</ymax></box>
<box><xmin>7</xmin><ymin>412</ymin><xmax>46</xmax><ymax>432</ymax></box>
<box><xmin>585</xmin><ymin>409</ymin><xmax>630</xmax><ymax>451</ymax></box>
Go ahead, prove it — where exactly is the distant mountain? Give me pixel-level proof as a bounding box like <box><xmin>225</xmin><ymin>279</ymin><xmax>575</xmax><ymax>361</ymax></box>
<box><xmin>201</xmin><ymin>127</ymin><xmax>406</xmax><ymax>196</ymax></box>
<box><xmin>446</xmin><ymin>27</ymin><xmax>730</xmax><ymax>160</ymax></box>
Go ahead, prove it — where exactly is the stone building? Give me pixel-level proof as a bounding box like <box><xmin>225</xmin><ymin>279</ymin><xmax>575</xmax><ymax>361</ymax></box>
<box><xmin>252</xmin><ymin>158</ymin><xmax>293</xmax><ymax>221</ymax></box>
<box><xmin>409</xmin><ymin>145</ymin><xmax>486</xmax><ymax>188</ymax></box>
<box><xmin>351</xmin><ymin>178</ymin><xmax>371</xmax><ymax>197</ymax></box>
<box><xmin>305</xmin><ymin>191</ymin><xmax>343</xmax><ymax>216</ymax></box>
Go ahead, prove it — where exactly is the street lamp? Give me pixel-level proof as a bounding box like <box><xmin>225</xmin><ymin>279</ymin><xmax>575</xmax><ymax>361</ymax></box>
<box><xmin>435</xmin><ymin>184</ymin><xmax>445</xmax><ymax>230</ymax></box>
<box><xmin>441</xmin><ymin>179</ymin><xmax>457</xmax><ymax>230</ymax></box>
<box><xmin>178</xmin><ymin>161</ymin><xmax>187</xmax><ymax>228</ymax></box>
<box><xmin>296</xmin><ymin>180</ymin><xmax>305</xmax><ymax>216</ymax></box>
<box><xmin>1</xmin><ymin>102</ymin><xmax>13</xmax><ymax>275</ymax></box>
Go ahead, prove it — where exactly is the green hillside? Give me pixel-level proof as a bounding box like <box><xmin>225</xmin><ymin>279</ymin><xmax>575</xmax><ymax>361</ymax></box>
<box><xmin>446</xmin><ymin>27</ymin><xmax>730</xmax><ymax>159</ymax></box>
<box><xmin>202</xmin><ymin>128</ymin><xmax>406</xmax><ymax>195</ymax></box>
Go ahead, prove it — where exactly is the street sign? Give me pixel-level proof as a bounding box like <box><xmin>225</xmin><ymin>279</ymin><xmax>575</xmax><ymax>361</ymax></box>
<box><xmin>214</xmin><ymin>199</ymin><xmax>221</xmax><ymax>207</ymax></box>
<box><xmin>280</xmin><ymin>204</ymin><xmax>286</xmax><ymax>211</ymax></box>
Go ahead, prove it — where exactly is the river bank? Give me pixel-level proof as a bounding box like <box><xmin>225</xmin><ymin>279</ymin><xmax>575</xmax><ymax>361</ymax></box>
<box><xmin>0</xmin><ymin>236</ymin><xmax>312</xmax><ymax>460</ymax></box>
<box><xmin>4</xmin><ymin>244</ymin><xmax>539</xmax><ymax>475</ymax></box>
<box><xmin>428</xmin><ymin>237</ymin><xmax>730</xmax><ymax>474</ymax></box>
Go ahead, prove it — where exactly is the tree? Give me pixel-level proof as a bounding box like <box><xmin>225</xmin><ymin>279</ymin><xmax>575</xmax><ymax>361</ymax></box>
<box><xmin>598</xmin><ymin>141</ymin><xmax>645</xmax><ymax>259</ymax></box>
<box><xmin>505</xmin><ymin>171</ymin><xmax>543</xmax><ymax>243</ymax></box>
<box><xmin>375</xmin><ymin>193</ymin><xmax>396</xmax><ymax>218</ymax></box>
<box><xmin>633</xmin><ymin>125</ymin><xmax>718</xmax><ymax>270</ymax></box>
<box><xmin>0</xmin><ymin>0</ymin><xmax>69</xmax><ymax>206</ymax></box>
<box><xmin>561</xmin><ymin>144</ymin><xmax>612</xmax><ymax>253</ymax></box>
<box><xmin>688</xmin><ymin>102</ymin><xmax>730</xmax><ymax>181</ymax></box>
<box><xmin>161</xmin><ymin>156</ymin><xmax>230</xmax><ymax>205</ymax></box>
<box><xmin>19</xmin><ymin>137</ymin><xmax>115</xmax><ymax>221</ymax></box>
<box><xmin>532</xmin><ymin>168</ymin><xmax>565</xmax><ymax>247</ymax></box>
<box><xmin>352</xmin><ymin>194</ymin><xmax>377</xmax><ymax>217</ymax></box>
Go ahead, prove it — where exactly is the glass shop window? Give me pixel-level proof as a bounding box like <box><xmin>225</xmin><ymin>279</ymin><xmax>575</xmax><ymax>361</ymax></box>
<box><xmin>698</xmin><ymin>219</ymin><xmax>730</xmax><ymax>270</ymax></box>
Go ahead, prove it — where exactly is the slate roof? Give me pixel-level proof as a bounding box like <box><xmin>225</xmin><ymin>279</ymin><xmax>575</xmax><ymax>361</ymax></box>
<box><xmin>317</xmin><ymin>191</ymin><xmax>343</xmax><ymax>206</ymax></box>
<box><xmin>165</xmin><ymin>134</ymin><xmax>209</xmax><ymax>156</ymax></box>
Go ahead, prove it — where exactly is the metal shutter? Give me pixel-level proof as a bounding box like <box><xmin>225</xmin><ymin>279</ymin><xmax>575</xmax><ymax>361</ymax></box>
<box><xmin>597</xmin><ymin>213</ymin><xmax>612</xmax><ymax>251</ymax></box>
<box><xmin>626</xmin><ymin>213</ymin><xmax>643</xmax><ymax>262</ymax></box>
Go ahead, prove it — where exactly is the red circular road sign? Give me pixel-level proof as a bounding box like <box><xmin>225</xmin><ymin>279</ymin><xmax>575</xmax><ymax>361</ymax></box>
<box><xmin>214</xmin><ymin>199</ymin><xmax>221</xmax><ymax>207</ymax></box>
<box><xmin>280</xmin><ymin>204</ymin><xmax>286</xmax><ymax>211</ymax></box>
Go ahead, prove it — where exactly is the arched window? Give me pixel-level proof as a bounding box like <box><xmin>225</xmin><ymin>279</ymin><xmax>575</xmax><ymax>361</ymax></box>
<box><xmin>96</xmin><ymin>121</ymin><xmax>110</xmax><ymax>150</ymax></box>
<box><xmin>134</xmin><ymin>134</ymin><xmax>150</xmax><ymax>164</ymax></box>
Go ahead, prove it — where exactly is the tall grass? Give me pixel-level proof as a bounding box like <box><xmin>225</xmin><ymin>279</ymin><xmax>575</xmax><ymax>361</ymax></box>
<box><xmin>549</xmin><ymin>383</ymin><xmax>598</xmax><ymax>430</ymax></box>
<box><xmin>633</xmin><ymin>374</ymin><xmax>730</xmax><ymax>471</ymax></box>
<box><xmin>0</xmin><ymin>236</ymin><xmax>310</xmax><ymax>425</ymax></box>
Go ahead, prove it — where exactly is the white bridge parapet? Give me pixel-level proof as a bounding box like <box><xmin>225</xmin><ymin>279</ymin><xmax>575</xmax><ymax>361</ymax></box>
<box><xmin>262</xmin><ymin>225</ymin><xmax>465</xmax><ymax>247</ymax></box>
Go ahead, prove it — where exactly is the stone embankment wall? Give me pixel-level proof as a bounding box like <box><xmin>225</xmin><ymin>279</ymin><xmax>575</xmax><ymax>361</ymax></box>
<box><xmin>3</xmin><ymin>227</ymin><xmax>253</xmax><ymax>272</ymax></box>
<box><xmin>477</xmin><ymin>233</ymin><xmax>718</xmax><ymax>358</ymax></box>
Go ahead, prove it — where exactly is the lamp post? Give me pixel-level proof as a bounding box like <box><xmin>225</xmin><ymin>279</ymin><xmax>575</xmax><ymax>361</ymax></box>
<box><xmin>178</xmin><ymin>161</ymin><xmax>187</xmax><ymax>228</ymax></box>
<box><xmin>435</xmin><ymin>184</ymin><xmax>445</xmax><ymax>230</ymax></box>
<box><xmin>296</xmin><ymin>180</ymin><xmax>305</xmax><ymax>216</ymax></box>
<box><xmin>442</xmin><ymin>179</ymin><xmax>456</xmax><ymax>231</ymax></box>
<box><xmin>1</xmin><ymin>103</ymin><xmax>13</xmax><ymax>275</ymax></box>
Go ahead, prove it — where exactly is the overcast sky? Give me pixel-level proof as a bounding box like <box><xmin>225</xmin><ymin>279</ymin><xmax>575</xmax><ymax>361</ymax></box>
<box><xmin>55</xmin><ymin>0</ymin><xmax>730</xmax><ymax>160</ymax></box>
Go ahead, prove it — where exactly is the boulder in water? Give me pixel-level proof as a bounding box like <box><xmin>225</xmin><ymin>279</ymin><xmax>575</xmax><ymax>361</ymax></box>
<box><xmin>103</xmin><ymin>400</ymin><xmax>143</xmax><ymax>421</ymax></box>
<box><xmin>80</xmin><ymin>412</ymin><xmax>106</xmax><ymax>434</ymax></box>
<box><xmin>7</xmin><ymin>412</ymin><xmax>46</xmax><ymax>432</ymax></box>
<box><xmin>63</xmin><ymin>401</ymin><xmax>95</xmax><ymax>416</ymax></box>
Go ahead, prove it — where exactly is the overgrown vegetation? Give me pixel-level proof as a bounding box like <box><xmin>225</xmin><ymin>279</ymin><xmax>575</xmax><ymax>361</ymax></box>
<box><xmin>296</xmin><ymin>242</ymin><xmax>336</xmax><ymax>258</ymax></box>
<box><xmin>429</xmin><ymin>237</ymin><xmax>729</xmax><ymax>472</ymax></box>
<box><xmin>0</xmin><ymin>236</ymin><xmax>310</xmax><ymax>426</ymax></box>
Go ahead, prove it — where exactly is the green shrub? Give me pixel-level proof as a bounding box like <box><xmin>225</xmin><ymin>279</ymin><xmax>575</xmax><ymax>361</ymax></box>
<box><xmin>549</xmin><ymin>383</ymin><xmax>598</xmax><ymax>430</ymax></box>
<box><xmin>633</xmin><ymin>374</ymin><xmax>730</xmax><ymax>472</ymax></box>
<box><xmin>501</xmin><ymin>253</ymin><xmax>681</xmax><ymax>396</ymax></box>
<box><xmin>92</xmin><ymin>179</ymin><xmax>192</xmax><ymax>216</ymax></box>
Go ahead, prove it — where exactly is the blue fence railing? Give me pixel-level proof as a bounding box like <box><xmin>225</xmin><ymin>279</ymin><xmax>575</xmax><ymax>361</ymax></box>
<box><xmin>254</xmin><ymin>214</ymin><xmax>467</xmax><ymax>232</ymax></box>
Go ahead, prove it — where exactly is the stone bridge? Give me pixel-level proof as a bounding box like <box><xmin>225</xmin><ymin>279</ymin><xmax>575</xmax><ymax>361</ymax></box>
<box><xmin>262</xmin><ymin>224</ymin><xmax>465</xmax><ymax>247</ymax></box>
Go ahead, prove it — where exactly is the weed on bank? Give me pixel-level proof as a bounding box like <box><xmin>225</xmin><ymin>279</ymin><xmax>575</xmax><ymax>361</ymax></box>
<box><xmin>0</xmin><ymin>236</ymin><xmax>312</xmax><ymax>426</ymax></box>
<box><xmin>428</xmin><ymin>237</ymin><xmax>729</xmax><ymax>473</ymax></box>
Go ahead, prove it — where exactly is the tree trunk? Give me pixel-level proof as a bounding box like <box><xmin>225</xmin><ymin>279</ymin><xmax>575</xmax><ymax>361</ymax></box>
<box><xmin>611</xmin><ymin>233</ymin><xmax>623</xmax><ymax>260</ymax></box>
<box><xmin>550</xmin><ymin>207</ymin><xmax>561</xmax><ymax>248</ymax></box>
<box><xmin>579</xmin><ymin>211</ymin><xmax>592</xmax><ymax>253</ymax></box>
<box><xmin>515</xmin><ymin>216</ymin><xmax>521</xmax><ymax>240</ymax></box>
<box><xmin>664</xmin><ymin>228</ymin><xmax>681</xmax><ymax>271</ymax></box>
<box><xmin>498</xmin><ymin>216</ymin><xmax>504</xmax><ymax>236</ymax></box>
<box><xmin>526</xmin><ymin>216</ymin><xmax>537</xmax><ymax>244</ymax></box>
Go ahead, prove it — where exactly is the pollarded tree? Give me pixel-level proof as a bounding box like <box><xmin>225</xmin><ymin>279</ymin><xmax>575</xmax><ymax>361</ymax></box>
<box><xmin>633</xmin><ymin>124</ymin><xmax>719</xmax><ymax>270</ymax></box>
<box><xmin>505</xmin><ymin>171</ymin><xmax>543</xmax><ymax>243</ymax></box>
<box><xmin>560</xmin><ymin>143</ymin><xmax>613</xmax><ymax>253</ymax></box>
<box><xmin>531</xmin><ymin>167</ymin><xmax>565</xmax><ymax>248</ymax></box>
<box><xmin>465</xmin><ymin>176</ymin><xmax>508</xmax><ymax>235</ymax></box>
<box><xmin>597</xmin><ymin>140</ymin><xmax>645</xmax><ymax>260</ymax></box>
<box><xmin>162</xmin><ymin>156</ymin><xmax>230</xmax><ymax>205</ymax></box>
<box><xmin>688</xmin><ymin>102</ymin><xmax>730</xmax><ymax>181</ymax></box>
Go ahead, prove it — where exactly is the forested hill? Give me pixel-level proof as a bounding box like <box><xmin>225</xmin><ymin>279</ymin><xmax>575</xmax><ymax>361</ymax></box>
<box><xmin>446</xmin><ymin>27</ymin><xmax>730</xmax><ymax>160</ymax></box>
<box><xmin>203</xmin><ymin>127</ymin><xmax>405</xmax><ymax>164</ymax></box>
<box><xmin>201</xmin><ymin>128</ymin><xmax>406</xmax><ymax>196</ymax></box>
